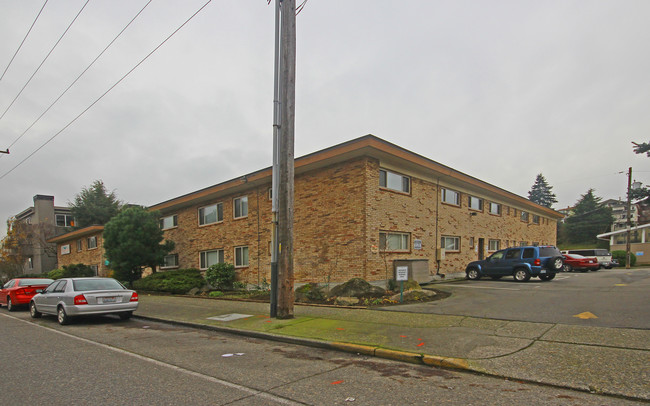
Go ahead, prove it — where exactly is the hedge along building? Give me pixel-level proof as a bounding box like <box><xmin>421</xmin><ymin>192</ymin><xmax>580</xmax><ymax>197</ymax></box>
<box><xmin>149</xmin><ymin>135</ymin><xmax>563</xmax><ymax>286</ymax></box>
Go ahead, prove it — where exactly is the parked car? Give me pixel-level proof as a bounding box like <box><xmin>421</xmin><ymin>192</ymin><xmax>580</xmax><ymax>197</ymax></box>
<box><xmin>465</xmin><ymin>246</ymin><xmax>564</xmax><ymax>282</ymax></box>
<box><xmin>561</xmin><ymin>254</ymin><xmax>600</xmax><ymax>272</ymax></box>
<box><xmin>561</xmin><ymin>249</ymin><xmax>613</xmax><ymax>269</ymax></box>
<box><xmin>0</xmin><ymin>278</ymin><xmax>54</xmax><ymax>311</ymax></box>
<box><xmin>30</xmin><ymin>277</ymin><xmax>138</xmax><ymax>325</ymax></box>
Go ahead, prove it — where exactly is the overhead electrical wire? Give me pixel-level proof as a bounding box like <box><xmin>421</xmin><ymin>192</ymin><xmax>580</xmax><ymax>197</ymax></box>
<box><xmin>0</xmin><ymin>0</ymin><xmax>49</xmax><ymax>83</ymax></box>
<box><xmin>0</xmin><ymin>0</ymin><xmax>213</xmax><ymax>181</ymax></box>
<box><xmin>0</xmin><ymin>0</ymin><xmax>153</xmax><ymax>159</ymax></box>
<box><xmin>0</xmin><ymin>0</ymin><xmax>91</xmax><ymax>122</ymax></box>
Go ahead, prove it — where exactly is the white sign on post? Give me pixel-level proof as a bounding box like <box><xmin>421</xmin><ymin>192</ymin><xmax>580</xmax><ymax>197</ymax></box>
<box><xmin>396</xmin><ymin>266</ymin><xmax>409</xmax><ymax>281</ymax></box>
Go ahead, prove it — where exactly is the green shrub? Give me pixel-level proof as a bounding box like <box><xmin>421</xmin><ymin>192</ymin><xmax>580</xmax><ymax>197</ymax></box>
<box><xmin>209</xmin><ymin>291</ymin><xmax>224</xmax><ymax>297</ymax></box>
<box><xmin>132</xmin><ymin>269</ymin><xmax>205</xmax><ymax>294</ymax></box>
<box><xmin>205</xmin><ymin>263</ymin><xmax>236</xmax><ymax>290</ymax></box>
<box><xmin>48</xmin><ymin>264</ymin><xmax>95</xmax><ymax>280</ymax></box>
<box><xmin>233</xmin><ymin>281</ymin><xmax>247</xmax><ymax>290</ymax></box>
<box><xmin>612</xmin><ymin>250</ymin><xmax>637</xmax><ymax>267</ymax></box>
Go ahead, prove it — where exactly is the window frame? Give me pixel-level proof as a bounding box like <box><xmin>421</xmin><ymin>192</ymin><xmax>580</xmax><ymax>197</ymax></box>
<box><xmin>76</xmin><ymin>239</ymin><xmax>83</xmax><ymax>252</ymax></box>
<box><xmin>489</xmin><ymin>202</ymin><xmax>501</xmax><ymax>216</ymax></box>
<box><xmin>160</xmin><ymin>214</ymin><xmax>178</xmax><ymax>230</ymax></box>
<box><xmin>379</xmin><ymin>231</ymin><xmax>410</xmax><ymax>252</ymax></box>
<box><xmin>235</xmin><ymin>246</ymin><xmax>249</xmax><ymax>268</ymax></box>
<box><xmin>55</xmin><ymin>214</ymin><xmax>75</xmax><ymax>227</ymax></box>
<box><xmin>379</xmin><ymin>169</ymin><xmax>411</xmax><ymax>194</ymax></box>
<box><xmin>87</xmin><ymin>236</ymin><xmax>98</xmax><ymax>250</ymax></box>
<box><xmin>488</xmin><ymin>239</ymin><xmax>500</xmax><ymax>252</ymax></box>
<box><xmin>468</xmin><ymin>195</ymin><xmax>483</xmax><ymax>211</ymax></box>
<box><xmin>441</xmin><ymin>236</ymin><xmax>460</xmax><ymax>252</ymax></box>
<box><xmin>200</xmin><ymin>249</ymin><xmax>224</xmax><ymax>270</ymax></box>
<box><xmin>234</xmin><ymin>196</ymin><xmax>249</xmax><ymax>219</ymax></box>
<box><xmin>441</xmin><ymin>188</ymin><xmax>460</xmax><ymax>206</ymax></box>
<box><xmin>520</xmin><ymin>211</ymin><xmax>529</xmax><ymax>222</ymax></box>
<box><xmin>198</xmin><ymin>203</ymin><xmax>223</xmax><ymax>226</ymax></box>
<box><xmin>532</xmin><ymin>215</ymin><xmax>540</xmax><ymax>224</ymax></box>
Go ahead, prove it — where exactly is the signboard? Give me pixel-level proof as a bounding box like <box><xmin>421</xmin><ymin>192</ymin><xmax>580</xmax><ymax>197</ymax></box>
<box><xmin>61</xmin><ymin>244</ymin><xmax>70</xmax><ymax>255</ymax></box>
<box><xmin>396</xmin><ymin>266</ymin><xmax>409</xmax><ymax>281</ymax></box>
<box><xmin>413</xmin><ymin>239</ymin><xmax>422</xmax><ymax>250</ymax></box>
<box><xmin>636</xmin><ymin>252</ymin><xmax>644</xmax><ymax>256</ymax></box>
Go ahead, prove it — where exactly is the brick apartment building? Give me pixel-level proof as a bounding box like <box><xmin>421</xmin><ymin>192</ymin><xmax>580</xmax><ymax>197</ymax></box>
<box><xmin>48</xmin><ymin>225</ymin><xmax>106</xmax><ymax>276</ymax></box>
<box><xmin>146</xmin><ymin>135</ymin><xmax>562</xmax><ymax>285</ymax></box>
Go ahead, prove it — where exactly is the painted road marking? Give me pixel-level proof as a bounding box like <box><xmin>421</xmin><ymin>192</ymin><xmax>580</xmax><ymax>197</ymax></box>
<box><xmin>573</xmin><ymin>312</ymin><xmax>598</xmax><ymax>319</ymax></box>
<box><xmin>450</xmin><ymin>285</ymin><xmax>520</xmax><ymax>291</ymax></box>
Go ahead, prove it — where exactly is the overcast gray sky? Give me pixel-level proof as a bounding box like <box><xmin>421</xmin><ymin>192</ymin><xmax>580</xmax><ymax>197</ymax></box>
<box><xmin>1</xmin><ymin>0</ymin><xmax>649</xmax><ymax>239</ymax></box>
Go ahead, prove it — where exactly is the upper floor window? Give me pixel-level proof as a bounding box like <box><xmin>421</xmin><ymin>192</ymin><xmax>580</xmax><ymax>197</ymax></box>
<box><xmin>521</xmin><ymin>211</ymin><xmax>529</xmax><ymax>222</ymax></box>
<box><xmin>441</xmin><ymin>236</ymin><xmax>460</xmax><ymax>252</ymax></box>
<box><xmin>441</xmin><ymin>188</ymin><xmax>460</xmax><ymax>206</ymax></box>
<box><xmin>532</xmin><ymin>215</ymin><xmax>540</xmax><ymax>224</ymax></box>
<box><xmin>234</xmin><ymin>196</ymin><xmax>248</xmax><ymax>219</ymax></box>
<box><xmin>489</xmin><ymin>202</ymin><xmax>501</xmax><ymax>215</ymax></box>
<box><xmin>199</xmin><ymin>203</ymin><xmax>223</xmax><ymax>226</ymax></box>
<box><xmin>87</xmin><ymin>236</ymin><xmax>98</xmax><ymax>249</ymax></box>
<box><xmin>469</xmin><ymin>196</ymin><xmax>483</xmax><ymax>211</ymax></box>
<box><xmin>56</xmin><ymin>214</ymin><xmax>75</xmax><ymax>227</ymax></box>
<box><xmin>160</xmin><ymin>214</ymin><xmax>178</xmax><ymax>230</ymax></box>
<box><xmin>379</xmin><ymin>231</ymin><xmax>410</xmax><ymax>252</ymax></box>
<box><xmin>379</xmin><ymin>169</ymin><xmax>410</xmax><ymax>193</ymax></box>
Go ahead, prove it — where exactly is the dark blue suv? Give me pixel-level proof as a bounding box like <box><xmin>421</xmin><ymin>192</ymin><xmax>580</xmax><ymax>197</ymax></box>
<box><xmin>465</xmin><ymin>246</ymin><xmax>564</xmax><ymax>282</ymax></box>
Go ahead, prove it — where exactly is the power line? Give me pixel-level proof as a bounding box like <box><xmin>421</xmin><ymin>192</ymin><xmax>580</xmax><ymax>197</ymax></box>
<box><xmin>0</xmin><ymin>0</ymin><xmax>153</xmax><ymax>158</ymax></box>
<box><xmin>0</xmin><ymin>0</ymin><xmax>91</xmax><ymax>122</ymax></box>
<box><xmin>0</xmin><ymin>0</ymin><xmax>49</xmax><ymax>83</ymax></box>
<box><xmin>0</xmin><ymin>0</ymin><xmax>213</xmax><ymax>182</ymax></box>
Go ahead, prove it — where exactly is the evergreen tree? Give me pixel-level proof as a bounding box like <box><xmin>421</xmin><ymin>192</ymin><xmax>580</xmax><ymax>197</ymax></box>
<box><xmin>564</xmin><ymin>189</ymin><xmax>613</xmax><ymax>244</ymax></box>
<box><xmin>527</xmin><ymin>173</ymin><xmax>557</xmax><ymax>208</ymax></box>
<box><xmin>632</xmin><ymin>141</ymin><xmax>650</xmax><ymax>157</ymax></box>
<box><xmin>103</xmin><ymin>207</ymin><xmax>175</xmax><ymax>285</ymax></box>
<box><xmin>70</xmin><ymin>180</ymin><xmax>121</xmax><ymax>228</ymax></box>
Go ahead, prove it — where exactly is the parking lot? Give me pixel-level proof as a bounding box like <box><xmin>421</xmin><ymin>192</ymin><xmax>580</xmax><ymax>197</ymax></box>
<box><xmin>384</xmin><ymin>268</ymin><xmax>650</xmax><ymax>329</ymax></box>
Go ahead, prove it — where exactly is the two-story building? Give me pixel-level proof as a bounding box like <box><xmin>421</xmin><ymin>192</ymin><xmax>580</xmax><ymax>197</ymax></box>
<box><xmin>149</xmin><ymin>135</ymin><xmax>563</xmax><ymax>285</ymax></box>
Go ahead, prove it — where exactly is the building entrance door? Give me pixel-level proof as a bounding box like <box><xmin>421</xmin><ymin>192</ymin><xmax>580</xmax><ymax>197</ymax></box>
<box><xmin>478</xmin><ymin>238</ymin><xmax>485</xmax><ymax>260</ymax></box>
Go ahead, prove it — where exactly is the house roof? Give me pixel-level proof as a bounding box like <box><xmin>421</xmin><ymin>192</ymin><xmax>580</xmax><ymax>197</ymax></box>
<box><xmin>149</xmin><ymin>135</ymin><xmax>564</xmax><ymax>219</ymax></box>
<box><xmin>47</xmin><ymin>225</ymin><xmax>104</xmax><ymax>244</ymax></box>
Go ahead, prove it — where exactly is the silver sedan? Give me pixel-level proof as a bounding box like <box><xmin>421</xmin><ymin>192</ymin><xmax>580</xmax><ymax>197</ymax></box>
<box><xmin>30</xmin><ymin>277</ymin><xmax>138</xmax><ymax>325</ymax></box>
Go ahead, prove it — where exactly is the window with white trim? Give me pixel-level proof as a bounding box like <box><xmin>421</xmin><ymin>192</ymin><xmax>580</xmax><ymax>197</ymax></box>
<box><xmin>199</xmin><ymin>203</ymin><xmax>223</xmax><ymax>225</ymax></box>
<box><xmin>87</xmin><ymin>236</ymin><xmax>97</xmax><ymax>249</ymax></box>
<box><xmin>160</xmin><ymin>215</ymin><xmax>178</xmax><ymax>230</ymax></box>
<box><xmin>90</xmin><ymin>265</ymin><xmax>99</xmax><ymax>276</ymax></box>
<box><xmin>441</xmin><ymin>188</ymin><xmax>460</xmax><ymax>206</ymax></box>
<box><xmin>76</xmin><ymin>239</ymin><xmax>83</xmax><ymax>252</ymax></box>
<box><xmin>469</xmin><ymin>196</ymin><xmax>483</xmax><ymax>211</ymax></box>
<box><xmin>234</xmin><ymin>196</ymin><xmax>248</xmax><ymax>219</ymax></box>
<box><xmin>200</xmin><ymin>249</ymin><xmax>224</xmax><ymax>270</ymax></box>
<box><xmin>56</xmin><ymin>214</ymin><xmax>75</xmax><ymax>227</ymax></box>
<box><xmin>441</xmin><ymin>236</ymin><xmax>460</xmax><ymax>252</ymax></box>
<box><xmin>379</xmin><ymin>232</ymin><xmax>410</xmax><ymax>252</ymax></box>
<box><xmin>488</xmin><ymin>239</ymin><xmax>500</xmax><ymax>251</ymax></box>
<box><xmin>489</xmin><ymin>202</ymin><xmax>501</xmax><ymax>215</ymax></box>
<box><xmin>379</xmin><ymin>169</ymin><xmax>410</xmax><ymax>193</ymax></box>
<box><xmin>235</xmin><ymin>246</ymin><xmax>249</xmax><ymax>267</ymax></box>
<box><xmin>162</xmin><ymin>254</ymin><xmax>179</xmax><ymax>269</ymax></box>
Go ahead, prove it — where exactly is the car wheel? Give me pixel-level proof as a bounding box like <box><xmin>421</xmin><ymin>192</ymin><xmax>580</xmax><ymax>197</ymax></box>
<box><xmin>7</xmin><ymin>297</ymin><xmax>15</xmax><ymax>312</ymax></box>
<box><xmin>550</xmin><ymin>256</ymin><xmax>564</xmax><ymax>271</ymax></box>
<box><xmin>490</xmin><ymin>276</ymin><xmax>502</xmax><ymax>280</ymax></box>
<box><xmin>539</xmin><ymin>273</ymin><xmax>556</xmax><ymax>281</ymax></box>
<box><xmin>563</xmin><ymin>264</ymin><xmax>573</xmax><ymax>273</ymax></box>
<box><xmin>57</xmin><ymin>306</ymin><xmax>70</xmax><ymax>325</ymax></box>
<box><xmin>119</xmin><ymin>311</ymin><xmax>133</xmax><ymax>320</ymax></box>
<box><xmin>30</xmin><ymin>301</ymin><xmax>42</xmax><ymax>318</ymax></box>
<box><xmin>466</xmin><ymin>268</ymin><xmax>481</xmax><ymax>280</ymax></box>
<box><xmin>513</xmin><ymin>268</ymin><xmax>531</xmax><ymax>282</ymax></box>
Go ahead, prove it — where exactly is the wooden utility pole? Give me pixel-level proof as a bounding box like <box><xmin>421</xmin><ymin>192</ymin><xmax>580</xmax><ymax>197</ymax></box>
<box><xmin>271</xmin><ymin>0</ymin><xmax>296</xmax><ymax>319</ymax></box>
<box><xmin>625</xmin><ymin>167</ymin><xmax>632</xmax><ymax>269</ymax></box>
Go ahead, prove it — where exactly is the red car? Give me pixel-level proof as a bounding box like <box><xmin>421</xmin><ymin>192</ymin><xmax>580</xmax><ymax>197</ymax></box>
<box><xmin>562</xmin><ymin>254</ymin><xmax>599</xmax><ymax>272</ymax></box>
<box><xmin>0</xmin><ymin>278</ymin><xmax>54</xmax><ymax>311</ymax></box>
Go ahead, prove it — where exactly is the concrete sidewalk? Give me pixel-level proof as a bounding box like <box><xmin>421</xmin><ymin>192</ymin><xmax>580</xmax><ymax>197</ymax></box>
<box><xmin>135</xmin><ymin>295</ymin><xmax>649</xmax><ymax>401</ymax></box>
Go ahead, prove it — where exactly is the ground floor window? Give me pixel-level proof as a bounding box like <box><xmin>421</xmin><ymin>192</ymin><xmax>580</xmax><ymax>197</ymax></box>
<box><xmin>488</xmin><ymin>239</ymin><xmax>500</xmax><ymax>251</ymax></box>
<box><xmin>90</xmin><ymin>265</ymin><xmax>99</xmax><ymax>276</ymax></box>
<box><xmin>162</xmin><ymin>254</ymin><xmax>179</xmax><ymax>269</ymax></box>
<box><xmin>235</xmin><ymin>246</ymin><xmax>249</xmax><ymax>267</ymax></box>
<box><xmin>441</xmin><ymin>236</ymin><xmax>460</xmax><ymax>252</ymax></box>
<box><xmin>200</xmin><ymin>249</ymin><xmax>224</xmax><ymax>270</ymax></box>
<box><xmin>379</xmin><ymin>232</ymin><xmax>410</xmax><ymax>252</ymax></box>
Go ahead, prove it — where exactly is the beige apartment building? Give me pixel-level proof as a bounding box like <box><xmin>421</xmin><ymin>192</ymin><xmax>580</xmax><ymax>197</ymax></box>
<box><xmin>48</xmin><ymin>226</ymin><xmax>106</xmax><ymax>276</ymax></box>
<box><xmin>149</xmin><ymin>135</ymin><xmax>562</xmax><ymax>285</ymax></box>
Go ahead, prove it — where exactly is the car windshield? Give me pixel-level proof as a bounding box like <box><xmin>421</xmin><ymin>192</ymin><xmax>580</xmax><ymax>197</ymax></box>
<box><xmin>18</xmin><ymin>278</ymin><xmax>54</xmax><ymax>286</ymax></box>
<box><xmin>73</xmin><ymin>279</ymin><xmax>126</xmax><ymax>292</ymax></box>
<box><xmin>539</xmin><ymin>247</ymin><xmax>560</xmax><ymax>257</ymax></box>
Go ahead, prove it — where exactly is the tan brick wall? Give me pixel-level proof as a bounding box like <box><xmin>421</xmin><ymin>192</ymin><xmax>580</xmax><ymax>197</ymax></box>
<box><xmin>161</xmin><ymin>156</ymin><xmax>559</xmax><ymax>284</ymax></box>
<box><xmin>56</xmin><ymin>232</ymin><xmax>110</xmax><ymax>276</ymax></box>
